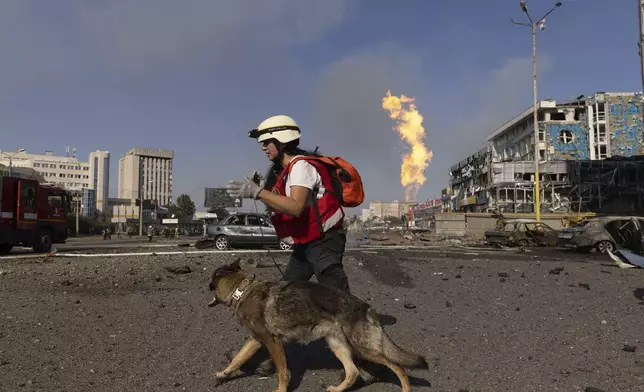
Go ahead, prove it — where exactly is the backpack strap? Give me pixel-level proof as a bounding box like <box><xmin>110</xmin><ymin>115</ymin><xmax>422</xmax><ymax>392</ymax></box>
<box><xmin>285</xmin><ymin>156</ymin><xmax>343</xmax><ymax>204</ymax></box>
<box><xmin>285</xmin><ymin>156</ymin><xmax>331</xmax><ymax>235</ymax></box>
<box><xmin>310</xmin><ymin>186</ymin><xmax>325</xmax><ymax>236</ymax></box>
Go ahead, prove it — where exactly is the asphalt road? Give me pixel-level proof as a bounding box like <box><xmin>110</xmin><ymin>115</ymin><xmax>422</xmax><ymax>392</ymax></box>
<box><xmin>0</xmin><ymin>246</ymin><xmax>642</xmax><ymax>392</ymax></box>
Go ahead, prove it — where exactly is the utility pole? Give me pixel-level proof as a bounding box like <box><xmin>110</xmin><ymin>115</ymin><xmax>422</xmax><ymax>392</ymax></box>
<box><xmin>512</xmin><ymin>1</ymin><xmax>562</xmax><ymax>222</ymax></box>
<box><xmin>138</xmin><ymin>156</ymin><xmax>144</xmax><ymax>236</ymax></box>
<box><xmin>76</xmin><ymin>193</ymin><xmax>80</xmax><ymax>236</ymax></box>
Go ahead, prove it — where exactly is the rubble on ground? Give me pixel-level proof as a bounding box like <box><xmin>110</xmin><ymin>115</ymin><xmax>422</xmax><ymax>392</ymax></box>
<box><xmin>362</xmin><ymin>230</ymin><xmax>484</xmax><ymax>247</ymax></box>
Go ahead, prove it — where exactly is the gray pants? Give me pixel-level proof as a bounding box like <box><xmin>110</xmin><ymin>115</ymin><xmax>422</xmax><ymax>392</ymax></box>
<box><xmin>282</xmin><ymin>227</ymin><xmax>350</xmax><ymax>293</ymax></box>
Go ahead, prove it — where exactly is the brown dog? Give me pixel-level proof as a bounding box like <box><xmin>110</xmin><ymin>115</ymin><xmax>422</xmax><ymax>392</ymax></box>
<box><xmin>208</xmin><ymin>259</ymin><xmax>428</xmax><ymax>392</ymax></box>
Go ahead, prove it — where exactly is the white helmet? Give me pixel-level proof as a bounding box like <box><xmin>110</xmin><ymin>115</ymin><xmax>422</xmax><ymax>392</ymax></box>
<box><xmin>249</xmin><ymin>115</ymin><xmax>301</xmax><ymax>144</ymax></box>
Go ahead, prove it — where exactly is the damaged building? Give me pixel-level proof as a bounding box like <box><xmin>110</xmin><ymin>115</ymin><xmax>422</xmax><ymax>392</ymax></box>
<box><xmin>448</xmin><ymin>91</ymin><xmax>643</xmax><ymax>213</ymax></box>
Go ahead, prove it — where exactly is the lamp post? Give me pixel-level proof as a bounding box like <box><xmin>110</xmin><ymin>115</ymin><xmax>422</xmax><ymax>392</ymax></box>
<box><xmin>512</xmin><ymin>1</ymin><xmax>562</xmax><ymax>222</ymax></box>
<box><xmin>1</xmin><ymin>150</ymin><xmax>24</xmax><ymax>176</ymax></box>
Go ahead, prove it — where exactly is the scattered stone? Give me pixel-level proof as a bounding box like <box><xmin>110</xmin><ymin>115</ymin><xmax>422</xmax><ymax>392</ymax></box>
<box><xmin>578</xmin><ymin>283</ymin><xmax>590</xmax><ymax>290</ymax></box>
<box><xmin>455</xmin><ymin>274</ymin><xmax>462</xmax><ymax>279</ymax></box>
<box><xmin>75</xmin><ymin>300</ymin><xmax>81</xmax><ymax>304</ymax></box>
<box><xmin>165</xmin><ymin>266</ymin><xmax>192</xmax><ymax>275</ymax></box>
<box><xmin>403</xmin><ymin>302</ymin><xmax>416</xmax><ymax>310</ymax></box>
<box><xmin>445</xmin><ymin>301</ymin><xmax>454</xmax><ymax>308</ymax></box>
<box><xmin>548</xmin><ymin>267</ymin><xmax>564</xmax><ymax>275</ymax></box>
<box><xmin>600</xmin><ymin>270</ymin><xmax>612</xmax><ymax>274</ymax></box>
<box><xmin>61</xmin><ymin>280</ymin><xmax>72</xmax><ymax>286</ymax></box>
<box><xmin>623</xmin><ymin>344</ymin><xmax>637</xmax><ymax>353</ymax></box>
<box><xmin>498</xmin><ymin>272</ymin><xmax>508</xmax><ymax>278</ymax></box>
<box><xmin>173</xmin><ymin>382</ymin><xmax>182</xmax><ymax>387</ymax></box>
<box><xmin>585</xmin><ymin>387</ymin><xmax>606</xmax><ymax>392</ymax></box>
<box><xmin>499</xmin><ymin>278</ymin><xmax>506</xmax><ymax>283</ymax></box>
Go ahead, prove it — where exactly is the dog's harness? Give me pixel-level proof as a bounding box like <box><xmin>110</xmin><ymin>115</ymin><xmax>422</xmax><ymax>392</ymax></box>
<box><xmin>227</xmin><ymin>274</ymin><xmax>256</xmax><ymax>310</ymax></box>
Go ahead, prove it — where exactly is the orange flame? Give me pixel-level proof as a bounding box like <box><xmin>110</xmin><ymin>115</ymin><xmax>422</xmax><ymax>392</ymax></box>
<box><xmin>382</xmin><ymin>90</ymin><xmax>433</xmax><ymax>202</ymax></box>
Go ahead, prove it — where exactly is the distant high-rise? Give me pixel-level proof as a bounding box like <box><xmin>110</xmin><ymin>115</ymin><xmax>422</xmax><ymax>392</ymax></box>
<box><xmin>118</xmin><ymin>148</ymin><xmax>174</xmax><ymax>206</ymax></box>
<box><xmin>89</xmin><ymin>150</ymin><xmax>110</xmax><ymax>213</ymax></box>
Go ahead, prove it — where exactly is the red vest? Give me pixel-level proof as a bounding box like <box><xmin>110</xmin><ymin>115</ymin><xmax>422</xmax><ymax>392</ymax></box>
<box><xmin>270</xmin><ymin>157</ymin><xmax>344</xmax><ymax>244</ymax></box>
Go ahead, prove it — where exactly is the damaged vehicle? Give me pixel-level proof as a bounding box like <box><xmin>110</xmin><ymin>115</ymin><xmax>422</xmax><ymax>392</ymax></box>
<box><xmin>196</xmin><ymin>213</ymin><xmax>293</xmax><ymax>251</ymax></box>
<box><xmin>557</xmin><ymin>216</ymin><xmax>644</xmax><ymax>254</ymax></box>
<box><xmin>485</xmin><ymin>219</ymin><xmax>559</xmax><ymax>247</ymax></box>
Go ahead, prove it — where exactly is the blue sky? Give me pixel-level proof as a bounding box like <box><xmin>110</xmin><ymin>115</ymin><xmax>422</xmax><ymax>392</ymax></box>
<box><xmin>1</xmin><ymin>0</ymin><xmax>641</xmax><ymax>212</ymax></box>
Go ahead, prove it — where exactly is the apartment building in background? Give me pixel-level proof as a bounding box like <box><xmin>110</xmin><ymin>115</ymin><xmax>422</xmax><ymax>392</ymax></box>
<box><xmin>447</xmin><ymin>91</ymin><xmax>643</xmax><ymax>213</ymax></box>
<box><xmin>117</xmin><ymin>147</ymin><xmax>174</xmax><ymax>206</ymax></box>
<box><xmin>89</xmin><ymin>150</ymin><xmax>110</xmax><ymax>214</ymax></box>
<box><xmin>364</xmin><ymin>200</ymin><xmax>417</xmax><ymax>221</ymax></box>
<box><xmin>0</xmin><ymin>148</ymin><xmax>110</xmax><ymax>216</ymax></box>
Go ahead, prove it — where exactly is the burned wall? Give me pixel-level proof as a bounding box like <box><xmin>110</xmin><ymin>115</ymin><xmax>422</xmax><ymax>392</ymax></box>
<box><xmin>546</xmin><ymin>123</ymin><xmax>588</xmax><ymax>160</ymax></box>
<box><xmin>608</xmin><ymin>94</ymin><xmax>643</xmax><ymax>157</ymax></box>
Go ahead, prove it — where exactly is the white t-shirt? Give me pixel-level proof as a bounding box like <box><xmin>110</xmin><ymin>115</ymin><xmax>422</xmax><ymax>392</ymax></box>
<box><xmin>285</xmin><ymin>156</ymin><xmax>325</xmax><ymax>200</ymax></box>
<box><xmin>283</xmin><ymin>155</ymin><xmax>343</xmax><ymax>231</ymax></box>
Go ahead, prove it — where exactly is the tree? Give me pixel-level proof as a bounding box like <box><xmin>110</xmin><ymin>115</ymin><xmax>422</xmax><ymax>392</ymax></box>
<box><xmin>174</xmin><ymin>194</ymin><xmax>196</xmax><ymax>220</ymax></box>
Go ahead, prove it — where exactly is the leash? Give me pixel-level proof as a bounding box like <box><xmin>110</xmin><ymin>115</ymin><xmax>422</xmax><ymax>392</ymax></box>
<box><xmin>253</xmin><ymin>198</ymin><xmax>285</xmax><ymax>277</ymax></box>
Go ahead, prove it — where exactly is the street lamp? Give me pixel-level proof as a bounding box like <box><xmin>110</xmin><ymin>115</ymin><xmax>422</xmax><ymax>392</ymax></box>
<box><xmin>511</xmin><ymin>0</ymin><xmax>563</xmax><ymax>222</ymax></box>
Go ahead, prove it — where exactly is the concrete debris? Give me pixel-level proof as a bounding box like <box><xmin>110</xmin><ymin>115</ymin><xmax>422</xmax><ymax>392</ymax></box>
<box><xmin>623</xmin><ymin>344</ymin><xmax>637</xmax><ymax>353</ymax></box>
<box><xmin>164</xmin><ymin>266</ymin><xmax>192</xmax><ymax>274</ymax></box>
<box><xmin>363</xmin><ymin>230</ymin><xmax>484</xmax><ymax>247</ymax></box>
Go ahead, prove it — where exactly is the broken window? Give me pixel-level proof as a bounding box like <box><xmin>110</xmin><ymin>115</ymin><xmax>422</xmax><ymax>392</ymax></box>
<box><xmin>559</xmin><ymin>129</ymin><xmax>574</xmax><ymax>144</ymax></box>
<box><xmin>551</xmin><ymin>112</ymin><xmax>566</xmax><ymax>121</ymax></box>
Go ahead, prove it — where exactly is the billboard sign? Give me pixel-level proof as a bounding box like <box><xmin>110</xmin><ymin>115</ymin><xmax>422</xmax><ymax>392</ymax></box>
<box><xmin>204</xmin><ymin>188</ymin><xmax>240</xmax><ymax>209</ymax></box>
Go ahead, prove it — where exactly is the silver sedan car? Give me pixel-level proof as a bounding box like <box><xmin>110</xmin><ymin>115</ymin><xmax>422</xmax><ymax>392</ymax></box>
<box><xmin>206</xmin><ymin>213</ymin><xmax>293</xmax><ymax>251</ymax></box>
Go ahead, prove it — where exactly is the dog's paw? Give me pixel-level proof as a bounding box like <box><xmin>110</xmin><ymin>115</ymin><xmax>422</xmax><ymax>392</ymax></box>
<box><xmin>215</xmin><ymin>371</ymin><xmax>228</xmax><ymax>379</ymax></box>
<box><xmin>326</xmin><ymin>386</ymin><xmax>344</xmax><ymax>392</ymax></box>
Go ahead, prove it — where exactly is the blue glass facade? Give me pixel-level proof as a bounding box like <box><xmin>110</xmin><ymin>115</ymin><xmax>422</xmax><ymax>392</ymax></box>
<box><xmin>81</xmin><ymin>188</ymin><xmax>96</xmax><ymax>218</ymax></box>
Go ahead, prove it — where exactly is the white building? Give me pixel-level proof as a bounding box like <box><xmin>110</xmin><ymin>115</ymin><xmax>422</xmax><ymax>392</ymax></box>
<box><xmin>368</xmin><ymin>200</ymin><xmax>416</xmax><ymax>220</ymax></box>
<box><xmin>89</xmin><ymin>150</ymin><xmax>110</xmax><ymax>214</ymax></box>
<box><xmin>0</xmin><ymin>148</ymin><xmax>111</xmax><ymax>214</ymax></box>
<box><xmin>117</xmin><ymin>147</ymin><xmax>174</xmax><ymax>206</ymax></box>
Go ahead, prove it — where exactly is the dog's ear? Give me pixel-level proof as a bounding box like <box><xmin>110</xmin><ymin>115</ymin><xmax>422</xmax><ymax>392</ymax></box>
<box><xmin>228</xmin><ymin>258</ymin><xmax>242</xmax><ymax>271</ymax></box>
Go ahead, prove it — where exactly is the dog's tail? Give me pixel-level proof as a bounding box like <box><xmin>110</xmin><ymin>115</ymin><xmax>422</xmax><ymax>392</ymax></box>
<box><xmin>381</xmin><ymin>332</ymin><xmax>428</xmax><ymax>369</ymax></box>
<box><xmin>365</xmin><ymin>308</ymin><xmax>429</xmax><ymax>369</ymax></box>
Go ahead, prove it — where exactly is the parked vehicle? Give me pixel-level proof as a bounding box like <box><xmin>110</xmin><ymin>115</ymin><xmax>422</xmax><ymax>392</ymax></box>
<box><xmin>0</xmin><ymin>173</ymin><xmax>70</xmax><ymax>254</ymax></box>
<box><xmin>557</xmin><ymin>216</ymin><xmax>644</xmax><ymax>254</ymax></box>
<box><xmin>485</xmin><ymin>219</ymin><xmax>559</xmax><ymax>247</ymax></box>
<box><xmin>205</xmin><ymin>212</ymin><xmax>292</xmax><ymax>251</ymax></box>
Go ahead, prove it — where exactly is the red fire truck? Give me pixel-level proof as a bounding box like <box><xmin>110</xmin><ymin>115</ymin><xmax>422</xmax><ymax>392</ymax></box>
<box><xmin>0</xmin><ymin>169</ymin><xmax>70</xmax><ymax>254</ymax></box>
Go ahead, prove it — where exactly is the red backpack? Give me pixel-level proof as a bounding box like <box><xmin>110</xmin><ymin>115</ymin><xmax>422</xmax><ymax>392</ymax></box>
<box><xmin>287</xmin><ymin>156</ymin><xmax>365</xmax><ymax>208</ymax></box>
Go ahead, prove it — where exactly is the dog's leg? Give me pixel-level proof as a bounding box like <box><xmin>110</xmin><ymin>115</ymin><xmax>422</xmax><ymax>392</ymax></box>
<box><xmin>215</xmin><ymin>338</ymin><xmax>262</xmax><ymax>380</ymax></box>
<box><xmin>262</xmin><ymin>336</ymin><xmax>289</xmax><ymax>392</ymax></box>
<box><xmin>325</xmin><ymin>337</ymin><xmax>360</xmax><ymax>392</ymax></box>
<box><xmin>358</xmin><ymin>352</ymin><xmax>411</xmax><ymax>392</ymax></box>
